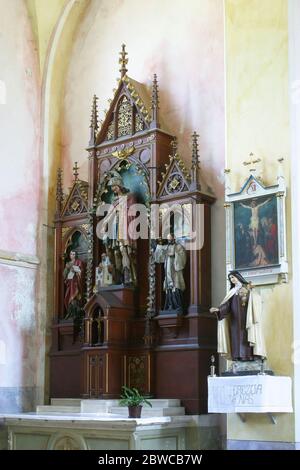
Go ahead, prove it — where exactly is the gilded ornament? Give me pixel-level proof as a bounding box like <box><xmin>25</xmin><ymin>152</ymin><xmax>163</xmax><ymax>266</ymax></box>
<box><xmin>71</xmin><ymin>200</ymin><xmax>80</xmax><ymax>211</ymax></box>
<box><xmin>112</xmin><ymin>145</ymin><xmax>136</xmax><ymax>160</ymax></box>
<box><xmin>169</xmin><ymin>177</ymin><xmax>180</xmax><ymax>190</ymax></box>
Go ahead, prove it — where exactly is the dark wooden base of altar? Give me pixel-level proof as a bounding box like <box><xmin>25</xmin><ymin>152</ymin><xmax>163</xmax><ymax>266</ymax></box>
<box><xmin>50</xmin><ymin>320</ymin><xmax>83</xmax><ymax>398</ymax></box>
<box><xmin>153</xmin><ymin>311</ymin><xmax>216</xmax><ymax>414</ymax></box>
<box><xmin>49</xmin><ymin>307</ymin><xmax>216</xmax><ymax>415</ymax></box>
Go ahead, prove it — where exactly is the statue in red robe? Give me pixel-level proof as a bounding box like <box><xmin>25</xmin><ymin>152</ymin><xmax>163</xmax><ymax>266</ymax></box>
<box><xmin>63</xmin><ymin>250</ymin><xmax>85</xmax><ymax>318</ymax></box>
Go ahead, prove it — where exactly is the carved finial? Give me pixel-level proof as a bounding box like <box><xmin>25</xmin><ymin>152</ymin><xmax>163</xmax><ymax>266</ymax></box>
<box><xmin>89</xmin><ymin>94</ymin><xmax>99</xmax><ymax>146</ymax></box>
<box><xmin>171</xmin><ymin>137</ymin><xmax>178</xmax><ymax>157</ymax></box>
<box><xmin>210</xmin><ymin>355</ymin><xmax>216</xmax><ymax>377</ymax></box>
<box><xmin>56</xmin><ymin>168</ymin><xmax>64</xmax><ymax>214</ymax></box>
<box><xmin>150</xmin><ymin>74</ymin><xmax>160</xmax><ymax>128</ymax></box>
<box><xmin>277</xmin><ymin>157</ymin><xmax>285</xmax><ymax>181</ymax></box>
<box><xmin>190</xmin><ymin>132</ymin><xmax>201</xmax><ymax>190</ymax></box>
<box><xmin>243</xmin><ymin>152</ymin><xmax>261</xmax><ymax>173</ymax></box>
<box><xmin>73</xmin><ymin>162</ymin><xmax>79</xmax><ymax>182</ymax></box>
<box><xmin>119</xmin><ymin>44</ymin><xmax>128</xmax><ymax>77</ymax></box>
<box><xmin>191</xmin><ymin>131</ymin><xmax>200</xmax><ymax>168</ymax></box>
<box><xmin>224</xmin><ymin>168</ymin><xmax>232</xmax><ymax>193</ymax></box>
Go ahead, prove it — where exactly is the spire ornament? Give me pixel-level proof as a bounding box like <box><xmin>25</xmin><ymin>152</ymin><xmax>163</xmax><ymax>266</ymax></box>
<box><xmin>73</xmin><ymin>162</ymin><xmax>79</xmax><ymax>182</ymax></box>
<box><xmin>119</xmin><ymin>44</ymin><xmax>128</xmax><ymax>77</ymax></box>
<box><xmin>190</xmin><ymin>131</ymin><xmax>201</xmax><ymax>190</ymax></box>
<box><xmin>56</xmin><ymin>167</ymin><xmax>64</xmax><ymax>214</ymax></box>
<box><xmin>150</xmin><ymin>73</ymin><xmax>160</xmax><ymax>128</ymax></box>
<box><xmin>89</xmin><ymin>94</ymin><xmax>99</xmax><ymax>146</ymax></box>
<box><xmin>171</xmin><ymin>137</ymin><xmax>178</xmax><ymax>158</ymax></box>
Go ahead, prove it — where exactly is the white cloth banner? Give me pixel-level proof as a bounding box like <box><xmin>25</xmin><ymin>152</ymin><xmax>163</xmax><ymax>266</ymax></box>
<box><xmin>208</xmin><ymin>375</ymin><xmax>293</xmax><ymax>413</ymax></box>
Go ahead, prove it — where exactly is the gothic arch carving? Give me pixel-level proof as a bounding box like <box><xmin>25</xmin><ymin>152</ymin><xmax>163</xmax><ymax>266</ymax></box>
<box><xmin>47</xmin><ymin>432</ymin><xmax>87</xmax><ymax>451</ymax></box>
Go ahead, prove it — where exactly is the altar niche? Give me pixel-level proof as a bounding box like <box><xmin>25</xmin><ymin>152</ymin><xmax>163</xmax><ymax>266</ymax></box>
<box><xmin>50</xmin><ymin>45</ymin><xmax>217</xmax><ymax>413</ymax></box>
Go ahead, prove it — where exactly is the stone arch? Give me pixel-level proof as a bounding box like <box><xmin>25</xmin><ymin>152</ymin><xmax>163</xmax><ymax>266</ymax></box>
<box><xmin>34</xmin><ymin>0</ymin><xmax>92</xmax><ymax>402</ymax></box>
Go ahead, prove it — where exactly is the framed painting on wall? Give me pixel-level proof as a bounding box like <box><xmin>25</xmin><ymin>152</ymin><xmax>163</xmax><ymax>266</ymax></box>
<box><xmin>233</xmin><ymin>195</ymin><xmax>279</xmax><ymax>270</ymax></box>
<box><xmin>225</xmin><ymin>171</ymin><xmax>288</xmax><ymax>285</ymax></box>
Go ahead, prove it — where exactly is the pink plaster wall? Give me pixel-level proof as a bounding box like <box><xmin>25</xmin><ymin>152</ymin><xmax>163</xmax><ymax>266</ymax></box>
<box><xmin>0</xmin><ymin>0</ymin><xmax>41</xmax><ymax>255</ymax></box>
<box><xmin>0</xmin><ymin>0</ymin><xmax>40</xmax><ymax>397</ymax></box>
<box><xmin>62</xmin><ymin>0</ymin><xmax>226</xmax><ymax>303</ymax></box>
<box><xmin>0</xmin><ymin>265</ymin><xmax>37</xmax><ymax>387</ymax></box>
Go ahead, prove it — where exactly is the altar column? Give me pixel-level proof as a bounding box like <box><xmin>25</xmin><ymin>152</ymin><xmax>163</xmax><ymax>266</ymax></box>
<box><xmin>188</xmin><ymin>199</ymin><xmax>212</xmax><ymax>313</ymax></box>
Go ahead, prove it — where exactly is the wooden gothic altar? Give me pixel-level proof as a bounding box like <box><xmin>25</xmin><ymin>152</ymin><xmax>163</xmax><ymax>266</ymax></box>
<box><xmin>50</xmin><ymin>46</ymin><xmax>217</xmax><ymax>414</ymax></box>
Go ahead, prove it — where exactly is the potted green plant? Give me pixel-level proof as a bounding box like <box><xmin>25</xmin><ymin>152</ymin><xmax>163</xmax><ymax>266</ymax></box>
<box><xmin>119</xmin><ymin>385</ymin><xmax>152</xmax><ymax>418</ymax></box>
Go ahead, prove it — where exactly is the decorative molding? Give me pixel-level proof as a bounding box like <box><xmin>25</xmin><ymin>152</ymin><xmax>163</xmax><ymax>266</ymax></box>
<box><xmin>0</xmin><ymin>249</ymin><xmax>39</xmax><ymax>270</ymax></box>
<box><xmin>61</xmin><ymin>226</ymin><xmax>72</xmax><ymax>238</ymax></box>
<box><xmin>80</xmin><ymin>223</ymin><xmax>90</xmax><ymax>233</ymax></box>
<box><xmin>112</xmin><ymin>144</ymin><xmax>135</xmax><ymax>160</ymax></box>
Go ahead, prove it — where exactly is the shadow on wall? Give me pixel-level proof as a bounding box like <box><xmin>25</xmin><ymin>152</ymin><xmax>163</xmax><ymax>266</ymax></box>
<box><xmin>0</xmin><ymin>387</ymin><xmax>37</xmax><ymax>414</ymax></box>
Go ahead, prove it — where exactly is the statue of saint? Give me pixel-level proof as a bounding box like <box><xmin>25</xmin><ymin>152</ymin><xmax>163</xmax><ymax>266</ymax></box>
<box><xmin>63</xmin><ymin>250</ymin><xmax>85</xmax><ymax>319</ymax></box>
<box><xmin>210</xmin><ymin>270</ymin><xmax>266</xmax><ymax>361</ymax></box>
<box><xmin>154</xmin><ymin>234</ymin><xmax>187</xmax><ymax>313</ymax></box>
<box><xmin>98</xmin><ymin>172</ymin><xmax>137</xmax><ymax>286</ymax></box>
<box><xmin>96</xmin><ymin>253</ymin><xmax>115</xmax><ymax>288</ymax></box>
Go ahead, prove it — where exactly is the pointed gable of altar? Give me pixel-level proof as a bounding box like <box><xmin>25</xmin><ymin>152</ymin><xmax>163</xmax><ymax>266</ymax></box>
<box><xmin>156</xmin><ymin>132</ymin><xmax>215</xmax><ymax>200</ymax></box>
<box><xmin>98</xmin><ymin>74</ymin><xmax>154</xmax><ymax>144</ymax></box>
<box><xmin>157</xmin><ymin>142</ymin><xmax>191</xmax><ymax>198</ymax></box>
<box><xmin>61</xmin><ymin>180</ymin><xmax>88</xmax><ymax>218</ymax></box>
<box><xmin>55</xmin><ymin>163</ymin><xmax>89</xmax><ymax>219</ymax></box>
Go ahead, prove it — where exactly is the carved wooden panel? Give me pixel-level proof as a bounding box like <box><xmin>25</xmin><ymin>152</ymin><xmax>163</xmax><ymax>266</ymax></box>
<box><xmin>128</xmin><ymin>355</ymin><xmax>147</xmax><ymax>390</ymax></box>
<box><xmin>85</xmin><ymin>353</ymin><xmax>105</xmax><ymax>398</ymax></box>
<box><xmin>117</xmin><ymin>96</ymin><xmax>132</xmax><ymax>137</ymax></box>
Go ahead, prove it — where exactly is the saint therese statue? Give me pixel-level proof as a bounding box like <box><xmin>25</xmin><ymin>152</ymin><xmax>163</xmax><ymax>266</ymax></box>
<box><xmin>210</xmin><ymin>270</ymin><xmax>266</xmax><ymax>361</ymax></box>
<box><xmin>154</xmin><ymin>234</ymin><xmax>186</xmax><ymax>313</ymax></box>
<box><xmin>98</xmin><ymin>172</ymin><xmax>137</xmax><ymax>286</ymax></box>
<box><xmin>63</xmin><ymin>250</ymin><xmax>85</xmax><ymax>319</ymax></box>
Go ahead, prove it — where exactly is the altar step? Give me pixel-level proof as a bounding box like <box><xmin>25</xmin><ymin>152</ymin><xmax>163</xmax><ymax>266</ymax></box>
<box><xmin>36</xmin><ymin>398</ymin><xmax>185</xmax><ymax>418</ymax></box>
<box><xmin>36</xmin><ymin>405</ymin><xmax>81</xmax><ymax>414</ymax></box>
<box><xmin>109</xmin><ymin>406</ymin><xmax>185</xmax><ymax>417</ymax></box>
<box><xmin>51</xmin><ymin>398</ymin><xmax>81</xmax><ymax>406</ymax></box>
